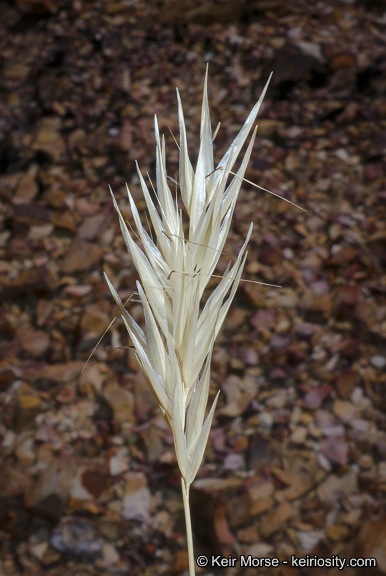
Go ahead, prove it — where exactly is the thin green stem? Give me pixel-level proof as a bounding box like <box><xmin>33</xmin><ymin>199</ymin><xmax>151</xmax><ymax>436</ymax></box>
<box><xmin>181</xmin><ymin>477</ymin><xmax>195</xmax><ymax>576</ymax></box>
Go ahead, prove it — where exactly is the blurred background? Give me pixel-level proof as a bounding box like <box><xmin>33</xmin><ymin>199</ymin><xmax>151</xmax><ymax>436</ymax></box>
<box><xmin>0</xmin><ymin>0</ymin><xmax>385</xmax><ymax>575</ymax></box>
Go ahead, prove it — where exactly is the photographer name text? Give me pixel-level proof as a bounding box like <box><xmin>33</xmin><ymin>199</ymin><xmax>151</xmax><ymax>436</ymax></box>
<box><xmin>195</xmin><ymin>554</ymin><xmax>377</xmax><ymax>570</ymax></box>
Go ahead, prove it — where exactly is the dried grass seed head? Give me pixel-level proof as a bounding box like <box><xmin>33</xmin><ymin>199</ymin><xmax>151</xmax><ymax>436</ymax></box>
<box><xmin>105</xmin><ymin>70</ymin><xmax>272</xmax><ymax>485</ymax></box>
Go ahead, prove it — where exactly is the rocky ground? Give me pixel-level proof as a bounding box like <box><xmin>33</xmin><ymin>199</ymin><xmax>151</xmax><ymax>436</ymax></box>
<box><xmin>0</xmin><ymin>0</ymin><xmax>385</xmax><ymax>575</ymax></box>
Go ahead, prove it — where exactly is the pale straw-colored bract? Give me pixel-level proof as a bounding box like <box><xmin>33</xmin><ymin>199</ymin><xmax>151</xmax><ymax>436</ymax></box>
<box><xmin>105</xmin><ymin>70</ymin><xmax>271</xmax><ymax>488</ymax></box>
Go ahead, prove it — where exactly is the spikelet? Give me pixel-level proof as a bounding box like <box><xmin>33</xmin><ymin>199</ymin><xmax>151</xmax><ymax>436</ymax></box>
<box><xmin>105</xmin><ymin>69</ymin><xmax>271</xmax><ymax>487</ymax></box>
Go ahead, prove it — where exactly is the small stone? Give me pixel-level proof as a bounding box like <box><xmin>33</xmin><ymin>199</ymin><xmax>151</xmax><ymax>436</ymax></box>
<box><xmin>53</xmin><ymin>211</ymin><xmax>77</xmax><ymax>232</ymax></box>
<box><xmin>152</xmin><ymin>510</ymin><xmax>173</xmax><ymax>537</ymax></box>
<box><xmin>248</xmin><ymin>479</ymin><xmax>274</xmax><ymax>502</ymax></box>
<box><xmin>14</xmin><ymin>434</ymin><xmax>36</xmax><ymax>466</ymax></box>
<box><xmin>317</xmin><ymin>470</ymin><xmax>358</xmax><ymax>505</ymax></box>
<box><xmin>250</xmin><ymin>495</ymin><xmax>274</xmax><ymax>516</ymax></box>
<box><xmin>78</xmin><ymin>214</ymin><xmax>107</xmax><ymax>241</ymax></box>
<box><xmin>13</xmin><ymin>166</ymin><xmax>39</xmax><ymax>205</ymax></box>
<box><xmin>41</xmin><ymin>545</ymin><xmax>62</xmax><ymax>566</ymax></box>
<box><xmin>296</xmin><ymin>530</ymin><xmax>324</xmax><ymax>553</ymax></box>
<box><xmin>359</xmin><ymin>516</ymin><xmax>386</xmax><ymax>573</ymax></box>
<box><xmin>15</xmin><ymin>384</ymin><xmax>42</xmax><ymax>430</ymax></box>
<box><xmin>218</xmin><ymin>375</ymin><xmax>258</xmax><ymax>417</ymax></box>
<box><xmin>260</xmin><ymin>501</ymin><xmax>292</xmax><ymax>538</ymax></box>
<box><xmin>98</xmin><ymin>542</ymin><xmax>120</xmax><ymax>568</ymax></box>
<box><xmin>50</xmin><ymin>519</ymin><xmax>103</xmax><ymax>557</ymax></box>
<box><xmin>70</xmin><ymin>466</ymin><xmax>110</xmax><ymax>502</ymax></box>
<box><xmin>336</xmin><ymin>369</ymin><xmax>357</xmax><ymax>399</ymax></box>
<box><xmin>139</xmin><ymin>426</ymin><xmax>164</xmax><ymax>463</ymax></box>
<box><xmin>108</xmin><ymin>447</ymin><xmax>130</xmax><ymax>476</ymax></box>
<box><xmin>18</xmin><ymin>327</ymin><xmax>50</xmax><ymax>357</ymax></box>
<box><xmin>358</xmin><ymin>454</ymin><xmax>374</xmax><ymax>470</ymax></box>
<box><xmin>320</xmin><ymin>436</ymin><xmax>348</xmax><ymax>466</ymax></box>
<box><xmin>4</xmin><ymin>62</ymin><xmax>29</xmax><ymax>81</ymax></box>
<box><xmin>33</xmin><ymin>117</ymin><xmax>66</xmax><ymax>162</ymax></box>
<box><xmin>303</xmin><ymin>384</ymin><xmax>332</xmax><ymax>409</ymax></box>
<box><xmin>80</xmin><ymin>304</ymin><xmax>110</xmax><ymax>341</ymax></box>
<box><xmin>29</xmin><ymin>224</ymin><xmax>54</xmax><ymax>240</ymax></box>
<box><xmin>103</xmin><ymin>382</ymin><xmax>134</xmax><ymax>425</ymax></box>
<box><xmin>237</xmin><ymin>526</ymin><xmax>260</xmax><ymax>543</ymax></box>
<box><xmin>226</xmin><ymin>494</ymin><xmax>253</xmax><ymax>528</ymax></box>
<box><xmin>300</xmin><ymin>412</ymin><xmax>314</xmax><ymax>425</ymax></box>
<box><xmin>333</xmin><ymin>399</ymin><xmax>357</xmax><ymax>423</ymax></box>
<box><xmin>61</xmin><ymin>239</ymin><xmax>101</xmax><ymax>273</ymax></box>
<box><xmin>245</xmin><ymin>542</ymin><xmax>274</xmax><ymax>557</ymax></box>
<box><xmin>122</xmin><ymin>472</ymin><xmax>150</xmax><ymax>523</ymax></box>
<box><xmin>326</xmin><ymin>524</ymin><xmax>350</xmax><ymax>541</ymax></box>
<box><xmin>268</xmin><ymin>389</ymin><xmax>289</xmax><ymax>410</ymax></box>
<box><xmin>29</xmin><ymin>541</ymin><xmax>49</xmax><ymax>562</ymax></box>
<box><xmin>370</xmin><ymin>355</ymin><xmax>386</xmax><ymax>369</ymax></box>
<box><xmin>224</xmin><ymin>452</ymin><xmax>245</xmax><ymax>471</ymax></box>
<box><xmin>63</xmin><ymin>285</ymin><xmax>92</xmax><ymax>297</ymax></box>
<box><xmin>25</xmin><ymin>458</ymin><xmax>75</xmax><ymax>522</ymax></box>
<box><xmin>193</xmin><ymin>477</ymin><xmax>243</xmax><ymax>493</ymax></box>
<box><xmin>290</xmin><ymin>426</ymin><xmax>308</xmax><ymax>445</ymax></box>
<box><xmin>56</xmin><ymin>383</ymin><xmax>76</xmax><ymax>404</ymax></box>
